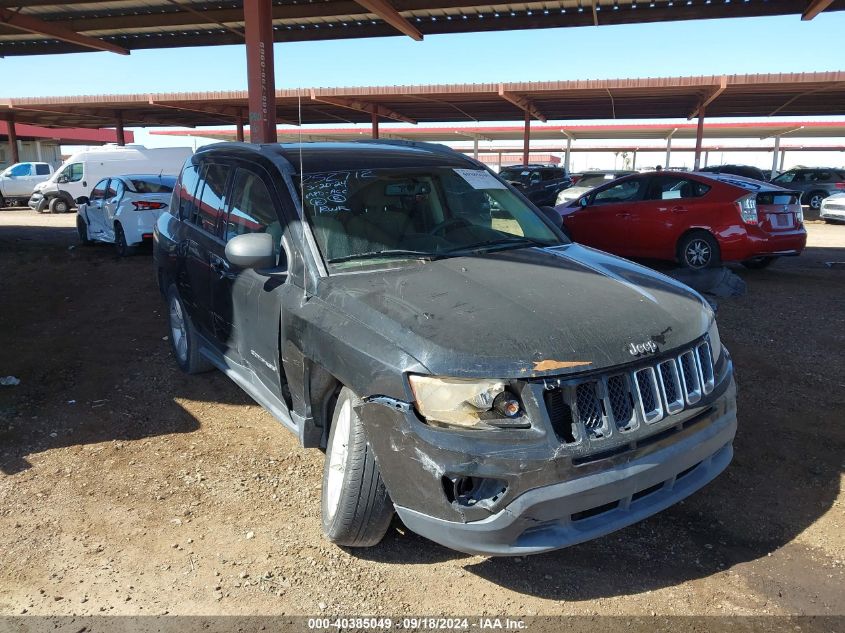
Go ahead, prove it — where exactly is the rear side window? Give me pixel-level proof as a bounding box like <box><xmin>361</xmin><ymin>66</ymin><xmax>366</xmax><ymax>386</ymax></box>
<box><xmin>540</xmin><ymin>169</ymin><xmax>560</xmax><ymax>181</ymax></box>
<box><xmin>225</xmin><ymin>169</ymin><xmax>282</xmax><ymax>257</ymax></box>
<box><xmin>128</xmin><ymin>176</ymin><xmax>176</xmax><ymax>194</ymax></box>
<box><xmin>35</xmin><ymin>164</ymin><xmax>51</xmax><ymax>176</ymax></box>
<box><xmin>810</xmin><ymin>171</ymin><xmax>832</xmax><ymax>182</ymax></box>
<box><xmin>192</xmin><ymin>163</ymin><xmax>229</xmax><ymax>234</ymax></box>
<box><xmin>646</xmin><ymin>176</ymin><xmax>710</xmax><ymax>200</ymax></box>
<box><xmin>591</xmin><ymin>178</ymin><xmax>645</xmax><ymax>205</ymax></box>
<box><xmin>177</xmin><ymin>165</ymin><xmax>201</xmax><ymax>220</ymax></box>
<box><xmin>106</xmin><ymin>179</ymin><xmax>125</xmax><ymax>200</ymax></box>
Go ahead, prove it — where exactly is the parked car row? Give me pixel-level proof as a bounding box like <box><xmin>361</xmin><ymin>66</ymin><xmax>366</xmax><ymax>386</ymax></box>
<box><xmin>0</xmin><ymin>161</ymin><xmax>53</xmax><ymax>207</ymax></box>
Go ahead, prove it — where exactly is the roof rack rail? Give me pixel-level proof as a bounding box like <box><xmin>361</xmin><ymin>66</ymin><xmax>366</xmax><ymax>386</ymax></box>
<box><xmin>353</xmin><ymin>138</ymin><xmax>461</xmax><ymax>157</ymax></box>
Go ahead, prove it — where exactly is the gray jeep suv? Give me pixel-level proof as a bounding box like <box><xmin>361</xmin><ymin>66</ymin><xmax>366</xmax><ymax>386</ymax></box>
<box><xmin>153</xmin><ymin>141</ymin><xmax>737</xmax><ymax>556</ymax></box>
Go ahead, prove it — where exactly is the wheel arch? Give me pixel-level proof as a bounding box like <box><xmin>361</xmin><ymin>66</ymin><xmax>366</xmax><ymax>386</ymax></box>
<box><xmin>676</xmin><ymin>227</ymin><xmax>719</xmax><ymax>261</ymax></box>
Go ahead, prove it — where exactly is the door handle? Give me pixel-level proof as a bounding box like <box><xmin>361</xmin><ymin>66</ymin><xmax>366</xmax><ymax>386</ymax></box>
<box><xmin>616</xmin><ymin>212</ymin><xmax>631</xmax><ymax>218</ymax></box>
<box><xmin>671</xmin><ymin>206</ymin><xmax>687</xmax><ymax>213</ymax></box>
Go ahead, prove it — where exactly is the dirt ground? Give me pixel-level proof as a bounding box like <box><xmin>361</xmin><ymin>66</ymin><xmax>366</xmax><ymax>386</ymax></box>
<box><xmin>0</xmin><ymin>209</ymin><xmax>843</xmax><ymax>619</ymax></box>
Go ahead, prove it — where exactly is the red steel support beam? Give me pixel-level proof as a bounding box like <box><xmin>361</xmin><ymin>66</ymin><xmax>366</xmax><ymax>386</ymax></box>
<box><xmin>0</xmin><ymin>7</ymin><xmax>129</xmax><ymax>55</ymax></box>
<box><xmin>371</xmin><ymin>111</ymin><xmax>379</xmax><ymax>139</ymax></box>
<box><xmin>522</xmin><ymin>108</ymin><xmax>530</xmax><ymax>166</ymax></box>
<box><xmin>115</xmin><ymin>110</ymin><xmax>126</xmax><ymax>146</ymax></box>
<box><xmin>802</xmin><ymin>0</ymin><xmax>834</xmax><ymax>20</ymax></box>
<box><xmin>244</xmin><ymin>0</ymin><xmax>277</xmax><ymax>144</ymax></box>
<box><xmin>353</xmin><ymin>0</ymin><xmax>423</xmax><ymax>40</ymax></box>
<box><xmin>693</xmin><ymin>108</ymin><xmax>705</xmax><ymax>171</ymax></box>
<box><xmin>235</xmin><ymin>111</ymin><xmax>245</xmax><ymax>142</ymax></box>
<box><xmin>6</xmin><ymin>113</ymin><xmax>19</xmax><ymax>164</ymax></box>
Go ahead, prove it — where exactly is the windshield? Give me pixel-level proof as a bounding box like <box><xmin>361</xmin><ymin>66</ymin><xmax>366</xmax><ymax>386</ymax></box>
<box><xmin>297</xmin><ymin>166</ymin><xmax>564</xmax><ymax>271</ymax></box>
<box><xmin>577</xmin><ymin>174</ymin><xmax>620</xmax><ymax>188</ymax></box>
<box><xmin>498</xmin><ymin>168</ymin><xmax>533</xmax><ymax>183</ymax></box>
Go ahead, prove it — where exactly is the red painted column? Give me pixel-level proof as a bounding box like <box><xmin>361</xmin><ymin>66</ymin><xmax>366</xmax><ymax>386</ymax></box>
<box><xmin>693</xmin><ymin>108</ymin><xmax>705</xmax><ymax>171</ymax></box>
<box><xmin>6</xmin><ymin>114</ymin><xmax>20</xmax><ymax>164</ymax></box>
<box><xmin>244</xmin><ymin>0</ymin><xmax>277</xmax><ymax>143</ymax></box>
<box><xmin>371</xmin><ymin>111</ymin><xmax>379</xmax><ymax>139</ymax></box>
<box><xmin>115</xmin><ymin>111</ymin><xmax>126</xmax><ymax>146</ymax></box>
<box><xmin>522</xmin><ymin>108</ymin><xmax>530</xmax><ymax>165</ymax></box>
<box><xmin>235</xmin><ymin>111</ymin><xmax>245</xmax><ymax>142</ymax></box>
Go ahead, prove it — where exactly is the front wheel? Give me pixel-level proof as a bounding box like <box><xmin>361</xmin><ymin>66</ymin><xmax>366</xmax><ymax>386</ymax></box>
<box><xmin>114</xmin><ymin>223</ymin><xmax>136</xmax><ymax>257</ymax></box>
<box><xmin>321</xmin><ymin>387</ymin><xmax>394</xmax><ymax>548</ymax></box>
<box><xmin>742</xmin><ymin>256</ymin><xmax>777</xmax><ymax>269</ymax></box>
<box><xmin>76</xmin><ymin>215</ymin><xmax>92</xmax><ymax>245</ymax></box>
<box><xmin>48</xmin><ymin>197</ymin><xmax>70</xmax><ymax>214</ymax></box>
<box><xmin>678</xmin><ymin>232</ymin><xmax>720</xmax><ymax>270</ymax></box>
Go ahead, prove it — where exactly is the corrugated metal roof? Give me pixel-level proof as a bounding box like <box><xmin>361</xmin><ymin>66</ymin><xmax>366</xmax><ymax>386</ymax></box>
<box><xmin>0</xmin><ymin>0</ymin><xmax>842</xmax><ymax>56</ymax></box>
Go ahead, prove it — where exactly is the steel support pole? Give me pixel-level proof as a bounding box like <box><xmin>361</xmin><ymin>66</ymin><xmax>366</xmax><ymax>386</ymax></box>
<box><xmin>779</xmin><ymin>150</ymin><xmax>786</xmax><ymax>171</ymax></box>
<box><xmin>771</xmin><ymin>136</ymin><xmax>781</xmax><ymax>179</ymax></box>
<box><xmin>235</xmin><ymin>111</ymin><xmax>245</xmax><ymax>142</ymax></box>
<box><xmin>704</xmin><ymin>151</ymin><xmax>709</xmax><ymax>167</ymax></box>
<box><xmin>244</xmin><ymin>0</ymin><xmax>277</xmax><ymax>144</ymax></box>
<box><xmin>564</xmin><ymin>136</ymin><xmax>572</xmax><ymax>171</ymax></box>
<box><xmin>522</xmin><ymin>109</ymin><xmax>530</xmax><ymax>165</ymax></box>
<box><xmin>115</xmin><ymin>111</ymin><xmax>126</xmax><ymax>146</ymax></box>
<box><xmin>473</xmin><ymin>136</ymin><xmax>478</xmax><ymax>160</ymax></box>
<box><xmin>693</xmin><ymin>109</ymin><xmax>705</xmax><ymax>171</ymax></box>
<box><xmin>664</xmin><ymin>137</ymin><xmax>672</xmax><ymax>169</ymax></box>
<box><xmin>632</xmin><ymin>150</ymin><xmax>637</xmax><ymax>171</ymax></box>
<box><xmin>6</xmin><ymin>114</ymin><xmax>19</xmax><ymax>164</ymax></box>
<box><xmin>497</xmin><ymin>152</ymin><xmax>502</xmax><ymax>171</ymax></box>
<box><xmin>371</xmin><ymin>111</ymin><xmax>379</xmax><ymax>139</ymax></box>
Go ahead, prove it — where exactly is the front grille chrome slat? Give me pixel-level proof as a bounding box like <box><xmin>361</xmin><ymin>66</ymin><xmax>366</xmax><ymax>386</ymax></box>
<box><xmin>543</xmin><ymin>338</ymin><xmax>717</xmax><ymax>446</ymax></box>
<box><xmin>678</xmin><ymin>350</ymin><xmax>702</xmax><ymax>405</ymax></box>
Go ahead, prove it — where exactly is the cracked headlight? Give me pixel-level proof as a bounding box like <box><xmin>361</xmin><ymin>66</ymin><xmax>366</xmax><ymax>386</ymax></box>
<box><xmin>408</xmin><ymin>376</ymin><xmax>524</xmax><ymax>430</ymax></box>
<box><xmin>708</xmin><ymin>319</ymin><xmax>722</xmax><ymax>363</ymax></box>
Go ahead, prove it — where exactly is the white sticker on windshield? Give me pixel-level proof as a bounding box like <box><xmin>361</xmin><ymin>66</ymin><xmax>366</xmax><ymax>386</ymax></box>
<box><xmin>453</xmin><ymin>168</ymin><xmax>507</xmax><ymax>190</ymax></box>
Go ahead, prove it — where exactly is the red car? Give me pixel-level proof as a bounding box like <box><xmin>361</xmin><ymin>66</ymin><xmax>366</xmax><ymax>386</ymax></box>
<box><xmin>556</xmin><ymin>171</ymin><xmax>807</xmax><ymax>269</ymax></box>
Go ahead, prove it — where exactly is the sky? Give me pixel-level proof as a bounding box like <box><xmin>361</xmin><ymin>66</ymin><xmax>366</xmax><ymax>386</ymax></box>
<box><xmin>2</xmin><ymin>12</ymin><xmax>844</xmax><ymax>169</ymax></box>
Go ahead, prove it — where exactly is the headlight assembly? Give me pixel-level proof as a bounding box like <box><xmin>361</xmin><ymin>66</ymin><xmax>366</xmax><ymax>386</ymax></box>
<box><xmin>408</xmin><ymin>375</ymin><xmax>526</xmax><ymax>430</ymax></box>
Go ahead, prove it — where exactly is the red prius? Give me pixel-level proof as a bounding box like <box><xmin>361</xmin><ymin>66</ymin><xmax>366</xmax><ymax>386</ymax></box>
<box><xmin>556</xmin><ymin>171</ymin><xmax>807</xmax><ymax>269</ymax></box>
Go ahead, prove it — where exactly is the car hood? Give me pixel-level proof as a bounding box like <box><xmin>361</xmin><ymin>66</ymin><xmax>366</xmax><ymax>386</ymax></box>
<box><xmin>315</xmin><ymin>244</ymin><xmax>712</xmax><ymax>378</ymax></box>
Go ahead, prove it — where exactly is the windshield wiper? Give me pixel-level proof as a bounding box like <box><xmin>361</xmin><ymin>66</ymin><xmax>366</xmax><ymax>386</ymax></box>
<box><xmin>446</xmin><ymin>236</ymin><xmax>554</xmax><ymax>254</ymax></box>
<box><xmin>327</xmin><ymin>249</ymin><xmax>444</xmax><ymax>264</ymax></box>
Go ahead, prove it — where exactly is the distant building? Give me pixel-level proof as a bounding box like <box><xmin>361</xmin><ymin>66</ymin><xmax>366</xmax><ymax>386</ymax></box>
<box><xmin>0</xmin><ymin>122</ymin><xmax>132</xmax><ymax>169</ymax></box>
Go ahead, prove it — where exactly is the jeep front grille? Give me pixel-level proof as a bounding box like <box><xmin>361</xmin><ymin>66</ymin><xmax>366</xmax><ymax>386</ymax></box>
<box><xmin>545</xmin><ymin>340</ymin><xmax>716</xmax><ymax>444</ymax></box>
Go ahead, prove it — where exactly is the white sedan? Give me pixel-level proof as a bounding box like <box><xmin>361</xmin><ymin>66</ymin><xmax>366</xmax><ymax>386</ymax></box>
<box><xmin>76</xmin><ymin>174</ymin><xmax>176</xmax><ymax>256</ymax></box>
<box><xmin>820</xmin><ymin>192</ymin><xmax>845</xmax><ymax>224</ymax></box>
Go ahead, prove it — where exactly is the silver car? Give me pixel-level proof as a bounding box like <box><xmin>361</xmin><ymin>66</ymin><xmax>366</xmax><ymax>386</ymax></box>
<box><xmin>820</xmin><ymin>192</ymin><xmax>845</xmax><ymax>223</ymax></box>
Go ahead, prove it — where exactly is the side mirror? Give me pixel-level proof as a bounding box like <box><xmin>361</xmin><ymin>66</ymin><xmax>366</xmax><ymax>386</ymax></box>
<box><xmin>57</xmin><ymin>175</ymin><xmax>68</xmax><ymax>184</ymax></box>
<box><xmin>75</xmin><ymin>196</ymin><xmax>90</xmax><ymax>206</ymax></box>
<box><xmin>225</xmin><ymin>233</ymin><xmax>278</xmax><ymax>270</ymax></box>
<box><xmin>539</xmin><ymin>206</ymin><xmax>563</xmax><ymax>229</ymax></box>
<box><xmin>579</xmin><ymin>197</ymin><xmax>589</xmax><ymax>208</ymax></box>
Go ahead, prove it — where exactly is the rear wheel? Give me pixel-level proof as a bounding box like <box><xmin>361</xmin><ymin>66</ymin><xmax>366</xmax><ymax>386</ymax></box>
<box><xmin>805</xmin><ymin>191</ymin><xmax>827</xmax><ymax>211</ymax></box>
<box><xmin>742</xmin><ymin>256</ymin><xmax>777</xmax><ymax>269</ymax></box>
<box><xmin>321</xmin><ymin>387</ymin><xmax>394</xmax><ymax>548</ymax></box>
<box><xmin>166</xmin><ymin>285</ymin><xmax>213</xmax><ymax>374</ymax></box>
<box><xmin>76</xmin><ymin>215</ymin><xmax>91</xmax><ymax>245</ymax></box>
<box><xmin>678</xmin><ymin>231</ymin><xmax>720</xmax><ymax>270</ymax></box>
<box><xmin>114</xmin><ymin>223</ymin><xmax>135</xmax><ymax>257</ymax></box>
<box><xmin>48</xmin><ymin>197</ymin><xmax>70</xmax><ymax>214</ymax></box>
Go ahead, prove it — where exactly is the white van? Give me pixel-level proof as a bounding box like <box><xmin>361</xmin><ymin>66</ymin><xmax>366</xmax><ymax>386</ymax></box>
<box><xmin>29</xmin><ymin>144</ymin><xmax>192</xmax><ymax>214</ymax></box>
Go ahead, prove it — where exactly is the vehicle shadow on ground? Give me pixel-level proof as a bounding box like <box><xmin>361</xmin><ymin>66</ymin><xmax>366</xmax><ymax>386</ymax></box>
<box><xmin>358</xmin><ymin>244</ymin><xmax>845</xmax><ymax>599</ymax></box>
<box><xmin>0</xmin><ymin>225</ymin><xmax>248</xmax><ymax>475</ymax></box>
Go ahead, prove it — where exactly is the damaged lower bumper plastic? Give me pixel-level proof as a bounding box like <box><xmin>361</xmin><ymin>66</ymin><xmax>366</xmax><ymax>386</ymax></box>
<box><xmin>393</xmin><ymin>393</ymin><xmax>736</xmax><ymax>556</ymax></box>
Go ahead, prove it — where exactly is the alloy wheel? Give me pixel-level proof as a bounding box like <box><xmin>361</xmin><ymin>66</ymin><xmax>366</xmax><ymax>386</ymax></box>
<box><xmin>169</xmin><ymin>296</ymin><xmax>188</xmax><ymax>363</ymax></box>
<box><xmin>685</xmin><ymin>239</ymin><xmax>712</xmax><ymax>269</ymax></box>
<box><xmin>325</xmin><ymin>398</ymin><xmax>352</xmax><ymax>522</ymax></box>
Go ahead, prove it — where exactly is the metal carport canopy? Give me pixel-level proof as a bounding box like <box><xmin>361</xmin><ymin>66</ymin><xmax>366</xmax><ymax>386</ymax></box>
<box><xmin>0</xmin><ymin>1</ymin><xmax>842</xmax><ymax>57</ymax></box>
<box><xmin>2</xmin><ymin>73</ymin><xmax>845</xmax><ymax>129</ymax></box>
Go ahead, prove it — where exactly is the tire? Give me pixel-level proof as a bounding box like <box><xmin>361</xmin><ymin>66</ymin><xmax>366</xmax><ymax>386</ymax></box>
<box><xmin>166</xmin><ymin>285</ymin><xmax>214</xmax><ymax>374</ymax></box>
<box><xmin>805</xmin><ymin>191</ymin><xmax>827</xmax><ymax>211</ymax></box>
<box><xmin>321</xmin><ymin>387</ymin><xmax>394</xmax><ymax>548</ymax></box>
<box><xmin>48</xmin><ymin>197</ymin><xmax>70</xmax><ymax>214</ymax></box>
<box><xmin>742</xmin><ymin>256</ymin><xmax>778</xmax><ymax>269</ymax></box>
<box><xmin>76</xmin><ymin>215</ymin><xmax>92</xmax><ymax>245</ymax></box>
<box><xmin>678</xmin><ymin>231</ymin><xmax>720</xmax><ymax>270</ymax></box>
<box><xmin>114</xmin><ymin>223</ymin><xmax>136</xmax><ymax>257</ymax></box>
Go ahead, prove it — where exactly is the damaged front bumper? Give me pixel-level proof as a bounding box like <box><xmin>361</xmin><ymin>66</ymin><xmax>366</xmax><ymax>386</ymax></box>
<box><xmin>360</xmin><ymin>345</ymin><xmax>737</xmax><ymax>556</ymax></box>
